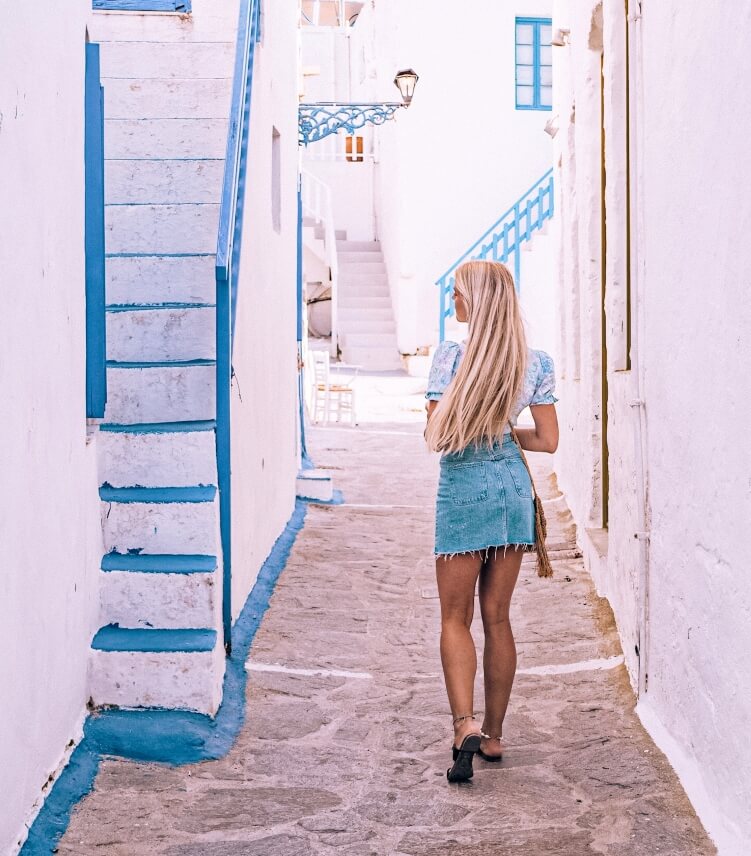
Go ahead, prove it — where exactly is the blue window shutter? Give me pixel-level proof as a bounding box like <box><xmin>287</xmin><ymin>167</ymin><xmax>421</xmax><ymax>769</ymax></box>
<box><xmin>84</xmin><ymin>42</ymin><xmax>107</xmax><ymax>419</ymax></box>
<box><xmin>92</xmin><ymin>1</ymin><xmax>192</xmax><ymax>12</ymax></box>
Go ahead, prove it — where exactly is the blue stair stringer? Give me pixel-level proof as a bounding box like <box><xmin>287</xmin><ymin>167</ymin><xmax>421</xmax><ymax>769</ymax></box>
<box><xmin>436</xmin><ymin>168</ymin><xmax>554</xmax><ymax>341</ymax></box>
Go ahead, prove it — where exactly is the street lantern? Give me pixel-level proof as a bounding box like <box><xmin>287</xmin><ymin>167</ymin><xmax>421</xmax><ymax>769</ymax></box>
<box><xmin>299</xmin><ymin>68</ymin><xmax>420</xmax><ymax>145</ymax></box>
<box><xmin>394</xmin><ymin>69</ymin><xmax>419</xmax><ymax>106</ymax></box>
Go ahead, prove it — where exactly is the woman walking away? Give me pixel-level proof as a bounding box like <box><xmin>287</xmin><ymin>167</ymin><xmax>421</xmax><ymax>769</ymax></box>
<box><xmin>425</xmin><ymin>260</ymin><xmax>559</xmax><ymax>783</ymax></box>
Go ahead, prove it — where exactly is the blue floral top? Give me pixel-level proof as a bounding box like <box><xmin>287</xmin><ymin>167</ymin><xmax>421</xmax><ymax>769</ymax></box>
<box><xmin>426</xmin><ymin>341</ymin><xmax>558</xmax><ymax>432</ymax></box>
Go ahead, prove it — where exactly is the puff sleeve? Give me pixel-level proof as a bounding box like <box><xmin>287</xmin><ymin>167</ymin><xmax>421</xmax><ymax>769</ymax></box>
<box><xmin>529</xmin><ymin>351</ymin><xmax>558</xmax><ymax>405</ymax></box>
<box><xmin>425</xmin><ymin>341</ymin><xmax>463</xmax><ymax>400</ymax></box>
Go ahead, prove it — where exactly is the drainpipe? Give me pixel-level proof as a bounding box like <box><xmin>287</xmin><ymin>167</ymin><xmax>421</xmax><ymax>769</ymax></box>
<box><xmin>625</xmin><ymin>0</ymin><xmax>650</xmax><ymax>697</ymax></box>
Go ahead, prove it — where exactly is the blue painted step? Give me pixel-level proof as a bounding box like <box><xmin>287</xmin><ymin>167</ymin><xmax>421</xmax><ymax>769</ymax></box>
<box><xmin>106</xmin><ymin>359</ymin><xmax>216</xmax><ymax>368</ymax></box>
<box><xmin>92</xmin><ymin>625</ymin><xmax>217</xmax><ymax>653</ymax></box>
<box><xmin>100</xmin><ymin>420</ymin><xmax>216</xmax><ymax>434</ymax></box>
<box><xmin>101</xmin><ymin>553</ymin><xmax>217</xmax><ymax>573</ymax></box>
<box><xmin>106</xmin><ymin>303</ymin><xmax>216</xmax><ymax>312</ymax></box>
<box><xmin>99</xmin><ymin>485</ymin><xmax>216</xmax><ymax>503</ymax></box>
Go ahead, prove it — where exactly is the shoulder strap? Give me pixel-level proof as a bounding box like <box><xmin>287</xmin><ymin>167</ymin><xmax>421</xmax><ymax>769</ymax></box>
<box><xmin>509</xmin><ymin>427</ymin><xmax>554</xmax><ymax>579</ymax></box>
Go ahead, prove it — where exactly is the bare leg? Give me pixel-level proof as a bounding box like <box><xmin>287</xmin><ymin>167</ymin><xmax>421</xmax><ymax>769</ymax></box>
<box><xmin>435</xmin><ymin>552</ymin><xmax>483</xmax><ymax>746</ymax></box>
<box><xmin>478</xmin><ymin>548</ymin><xmax>524</xmax><ymax>757</ymax></box>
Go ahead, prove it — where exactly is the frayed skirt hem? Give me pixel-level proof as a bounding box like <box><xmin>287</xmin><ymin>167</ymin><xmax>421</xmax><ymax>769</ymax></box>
<box><xmin>435</xmin><ymin>542</ymin><xmax>535</xmax><ymax>561</ymax></box>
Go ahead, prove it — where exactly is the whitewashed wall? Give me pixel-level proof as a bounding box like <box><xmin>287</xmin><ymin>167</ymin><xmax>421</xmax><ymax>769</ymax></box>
<box><xmin>300</xmin><ymin>28</ymin><xmax>377</xmax><ymax>241</ymax></box>
<box><xmin>552</xmin><ymin>1</ymin><xmax>751</xmax><ymax>851</ymax></box>
<box><xmin>229</xmin><ymin>0</ymin><xmax>300</xmax><ymax>614</ymax></box>
<box><xmin>0</xmin><ymin>2</ymin><xmax>103</xmax><ymax>852</ymax></box>
<box><xmin>358</xmin><ymin>0</ymin><xmax>556</xmax><ymax>353</ymax></box>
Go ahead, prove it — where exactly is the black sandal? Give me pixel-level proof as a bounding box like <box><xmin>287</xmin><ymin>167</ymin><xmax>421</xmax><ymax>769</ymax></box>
<box><xmin>447</xmin><ymin>714</ymin><xmax>481</xmax><ymax>782</ymax></box>
<box><xmin>477</xmin><ymin>732</ymin><xmax>503</xmax><ymax>763</ymax></box>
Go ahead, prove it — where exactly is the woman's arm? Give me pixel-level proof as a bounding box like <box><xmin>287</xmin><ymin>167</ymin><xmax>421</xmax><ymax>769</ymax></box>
<box><xmin>426</xmin><ymin>399</ymin><xmax>438</xmax><ymax>422</ymax></box>
<box><xmin>514</xmin><ymin>404</ymin><xmax>559</xmax><ymax>453</ymax></box>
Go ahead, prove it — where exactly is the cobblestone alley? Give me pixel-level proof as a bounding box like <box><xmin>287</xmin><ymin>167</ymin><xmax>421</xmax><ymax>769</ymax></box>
<box><xmin>59</xmin><ymin>376</ymin><xmax>714</xmax><ymax>855</ymax></box>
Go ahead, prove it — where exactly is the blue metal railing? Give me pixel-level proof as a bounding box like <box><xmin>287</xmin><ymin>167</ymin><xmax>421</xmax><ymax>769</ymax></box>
<box><xmin>436</xmin><ymin>169</ymin><xmax>554</xmax><ymax>341</ymax></box>
<box><xmin>215</xmin><ymin>0</ymin><xmax>261</xmax><ymax>651</ymax></box>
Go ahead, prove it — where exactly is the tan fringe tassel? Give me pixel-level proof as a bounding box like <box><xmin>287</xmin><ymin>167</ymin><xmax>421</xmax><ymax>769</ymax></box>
<box><xmin>511</xmin><ymin>429</ymin><xmax>554</xmax><ymax>579</ymax></box>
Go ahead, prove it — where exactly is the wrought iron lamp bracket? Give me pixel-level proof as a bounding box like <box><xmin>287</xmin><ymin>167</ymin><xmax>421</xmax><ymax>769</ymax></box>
<box><xmin>298</xmin><ymin>102</ymin><xmax>405</xmax><ymax>145</ymax></box>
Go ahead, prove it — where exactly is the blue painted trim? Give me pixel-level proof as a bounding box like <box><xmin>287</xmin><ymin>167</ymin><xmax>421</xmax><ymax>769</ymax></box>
<box><xmin>105</xmin><ymin>252</ymin><xmax>214</xmax><ymax>259</ymax></box>
<box><xmin>106</xmin><ymin>302</ymin><xmax>216</xmax><ymax>311</ymax></box>
<box><xmin>106</xmin><ymin>157</ymin><xmax>224</xmax><ymax>163</ymax></box>
<box><xmin>105</xmin><ymin>202</ymin><xmax>221</xmax><ymax>208</ymax></box>
<box><xmin>300</xmin><ymin>489</ymin><xmax>345</xmax><ymax>507</ymax></box>
<box><xmin>100</xmin><ymin>420</ymin><xmax>216</xmax><ymax>433</ymax></box>
<box><xmin>102</xmin><ymin>553</ymin><xmax>217</xmax><ymax>573</ymax></box>
<box><xmin>99</xmin><ymin>485</ymin><xmax>216</xmax><ymax>503</ymax></box>
<box><xmin>92</xmin><ymin>626</ymin><xmax>216</xmax><ymax>653</ymax></box>
<box><xmin>93</xmin><ymin>1</ymin><xmax>192</xmax><ymax>12</ymax></box>
<box><xmin>21</xmin><ymin>500</ymin><xmax>307</xmax><ymax>855</ymax></box>
<box><xmin>106</xmin><ymin>359</ymin><xmax>216</xmax><ymax>368</ymax></box>
<box><xmin>215</xmin><ymin>0</ymin><xmax>260</xmax><ymax>651</ymax></box>
<box><xmin>296</xmin><ymin>184</ymin><xmax>311</xmax><ymax>466</ymax></box>
<box><xmin>85</xmin><ymin>43</ymin><xmax>107</xmax><ymax>419</ymax></box>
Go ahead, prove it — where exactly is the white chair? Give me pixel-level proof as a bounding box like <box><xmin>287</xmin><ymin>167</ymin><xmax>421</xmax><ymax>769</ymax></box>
<box><xmin>310</xmin><ymin>350</ymin><xmax>357</xmax><ymax>425</ymax></box>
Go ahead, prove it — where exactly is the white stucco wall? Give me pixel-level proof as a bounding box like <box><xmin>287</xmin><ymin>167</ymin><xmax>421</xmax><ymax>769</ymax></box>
<box><xmin>229</xmin><ymin>0</ymin><xmax>300</xmax><ymax>615</ymax></box>
<box><xmin>359</xmin><ymin>0</ymin><xmax>555</xmax><ymax>353</ymax></box>
<box><xmin>553</xmin><ymin>1</ymin><xmax>751</xmax><ymax>851</ymax></box>
<box><xmin>0</xmin><ymin>2</ymin><xmax>103</xmax><ymax>851</ymax></box>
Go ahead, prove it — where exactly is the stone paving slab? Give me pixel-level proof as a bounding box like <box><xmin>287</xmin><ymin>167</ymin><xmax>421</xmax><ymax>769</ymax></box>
<box><xmin>59</xmin><ymin>418</ymin><xmax>715</xmax><ymax>855</ymax></box>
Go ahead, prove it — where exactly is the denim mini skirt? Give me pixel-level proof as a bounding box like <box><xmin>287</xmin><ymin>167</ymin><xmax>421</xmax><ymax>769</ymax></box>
<box><xmin>435</xmin><ymin>434</ymin><xmax>536</xmax><ymax>557</ymax></box>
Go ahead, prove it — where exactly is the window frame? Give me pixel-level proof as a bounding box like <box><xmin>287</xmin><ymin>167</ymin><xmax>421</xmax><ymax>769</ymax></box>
<box><xmin>514</xmin><ymin>16</ymin><xmax>552</xmax><ymax>112</ymax></box>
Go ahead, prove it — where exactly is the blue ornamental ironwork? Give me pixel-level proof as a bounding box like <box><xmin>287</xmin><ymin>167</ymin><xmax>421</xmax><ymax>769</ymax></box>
<box><xmin>298</xmin><ymin>102</ymin><xmax>404</xmax><ymax>145</ymax></box>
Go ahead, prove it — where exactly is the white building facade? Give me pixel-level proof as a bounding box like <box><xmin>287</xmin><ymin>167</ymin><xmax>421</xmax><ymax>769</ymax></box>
<box><xmin>300</xmin><ymin>0</ymin><xmax>557</xmax><ymax>367</ymax></box>
<box><xmin>551</xmin><ymin>1</ymin><xmax>751</xmax><ymax>851</ymax></box>
<box><xmin>0</xmin><ymin>3</ymin><xmax>103</xmax><ymax>850</ymax></box>
<box><xmin>1</xmin><ymin>0</ymin><xmax>301</xmax><ymax>851</ymax></box>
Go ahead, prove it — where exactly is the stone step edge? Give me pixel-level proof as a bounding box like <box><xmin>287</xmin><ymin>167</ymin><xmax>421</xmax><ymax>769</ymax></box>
<box><xmin>99</xmin><ymin>485</ymin><xmax>217</xmax><ymax>503</ymax></box>
<box><xmin>107</xmin><ymin>359</ymin><xmax>216</xmax><ymax>369</ymax></box>
<box><xmin>91</xmin><ymin>625</ymin><xmax>217</xmax><ymax>653</ymax></box>
<box><xmin>106</xmin><ymin>302</ymin><xmax>216</xmax><ymax>312</ymax></box>
<box><xmin>102</xmin><ymin>553</ymin><xmax>217</xmax><ymax>573</ymax></box>
<box><xmin>100</xmin><ymin>420</ymin><xmax>216</xmax><ymax>434</ymax></box>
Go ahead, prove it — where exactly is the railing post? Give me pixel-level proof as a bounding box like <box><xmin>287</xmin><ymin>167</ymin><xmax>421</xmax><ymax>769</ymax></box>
<box><xmin>513</xmin><ymin>202</ymin><xmax>521</xmax><ymax>287</ymax></box>
<box><xmin>439</xmin><ymin>276</ymin><xmax>446</xmax><ymax>342</ymax></box>
<box><xmin>538</xmin><ymin>185</ymin><xmax>544</xmax><ymax>229</ymax></box>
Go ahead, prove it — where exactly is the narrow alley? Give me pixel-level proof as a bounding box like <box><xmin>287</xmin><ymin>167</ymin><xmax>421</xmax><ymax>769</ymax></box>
<box><xmin>58</xmin><ymin>377</ymin><xmax>713</xmax><ymax>856</ymax></box>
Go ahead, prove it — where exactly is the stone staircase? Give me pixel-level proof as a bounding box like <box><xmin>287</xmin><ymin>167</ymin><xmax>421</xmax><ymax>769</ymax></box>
<box><xmin>88</xmin><ymin>29</ymin><xmax>234</xmax><ymax>715</ymax></box>
<box><xmin>337</xmin><ymin>241</ymin><xmax>402</xmax><ymax>371</ymax></box>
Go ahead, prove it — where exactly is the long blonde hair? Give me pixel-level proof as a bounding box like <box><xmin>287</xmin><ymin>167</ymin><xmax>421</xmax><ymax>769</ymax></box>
<box><xmin>425</xmin><ymin>260</ymin><xmax>527</xmax><ymax>453</ymax></box>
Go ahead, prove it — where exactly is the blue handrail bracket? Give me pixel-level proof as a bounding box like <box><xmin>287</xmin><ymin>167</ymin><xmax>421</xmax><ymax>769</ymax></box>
<box><xmin>298</xmin><ymin>102</ymin><xmax>404</xmax><ymax>146</ymax></box>
<box><xmin>436</xmin><ymin>169</ymin><xmax>554</xmax><ymax>341</ymax></box>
